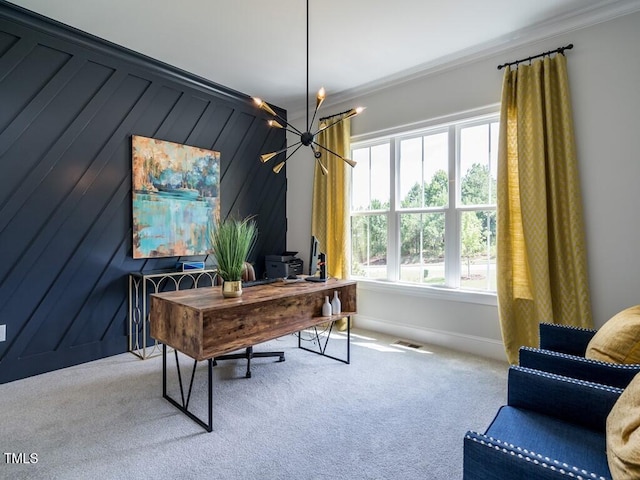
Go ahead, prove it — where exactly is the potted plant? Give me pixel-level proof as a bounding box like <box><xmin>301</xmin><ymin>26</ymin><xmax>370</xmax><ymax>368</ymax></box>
<box><xmin>209</xmin><ymin>215</ymin><xmax>258</xmax><ymax>298</ymax></box>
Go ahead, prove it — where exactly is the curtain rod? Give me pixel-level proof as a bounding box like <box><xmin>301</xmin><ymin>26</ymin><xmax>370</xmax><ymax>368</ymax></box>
<box><xmin>497</xmin><ymin>44</ymin><xmax>574</xmax><ymax>70</ymax></box>
<box><xmin>319</xmin><ymin>108</ymin><xmax>353</xmax><ymax>122</ymax></box>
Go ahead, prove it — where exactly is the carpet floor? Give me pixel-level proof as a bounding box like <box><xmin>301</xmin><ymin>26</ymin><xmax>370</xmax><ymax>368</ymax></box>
<box><xmin>0</xmin><ymin>328</ymin><xmax>507</xmax><ymax>480</ymax></box>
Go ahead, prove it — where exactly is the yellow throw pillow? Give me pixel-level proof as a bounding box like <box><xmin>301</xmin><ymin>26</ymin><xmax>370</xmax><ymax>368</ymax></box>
<box><xmin>607</xmin><ymin>372</ymin><xmax>640</xmax><ymax>478</ymax></box>
<box><xmin>585</xmin><ymin>305</ymin><xmax>640</xmax><ymax>364</ymax></box>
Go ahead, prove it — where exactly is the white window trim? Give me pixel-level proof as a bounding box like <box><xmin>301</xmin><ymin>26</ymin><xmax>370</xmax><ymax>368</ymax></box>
<box><xmin>351</xmin><ymin>104</ymin><xmax>500</xmax><ymax>144</ymax></box>
<box><xmin>357</xmin><ymin>278</ymin><xmax>498</xmax><ymax>306</ymax></box>
<box><xmin>349</xmin><ymin>105</ymin><xmax>500</xmax><ymax>302</ymax></box>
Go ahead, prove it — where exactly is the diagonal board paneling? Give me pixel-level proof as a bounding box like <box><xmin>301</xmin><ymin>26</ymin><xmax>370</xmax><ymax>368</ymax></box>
<box><xmin>0</xmin><ymin>3</ymin><xmax>287</xmax><ymax>383</ymax></box>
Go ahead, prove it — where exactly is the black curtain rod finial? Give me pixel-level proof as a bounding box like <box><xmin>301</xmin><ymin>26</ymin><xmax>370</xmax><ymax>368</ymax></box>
<box><xmin>497</xmin><ymin>43</ymin><xmax>574</xmax><ymax>70</ymax></box>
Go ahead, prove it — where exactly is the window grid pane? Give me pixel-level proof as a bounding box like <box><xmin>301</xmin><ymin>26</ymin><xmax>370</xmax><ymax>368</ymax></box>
<box><xmin>399</xmin><ymin>137</ymin><xmax>422</xmax><ymax>208</ymax></box>
<box><xmin>399</xmin><ymin>212</ymin><xmax>445</xmax><ymax>285</ymax></box>
<box><xmin>399</xmin><ymin>133</ymin><xmax>449</xmax><ymax>209</ymax></box>
<box><xmin>351</xmin><ymin>214</ymin><xmax>388</xmax><ymax>279</ymax></box>
<box><xmin>351</xmin><ymin>147</ymin><xmax>371</xmax><ymax>211</ymax></box>
<box><xmin>370</xmin><ymin>144</ymin><xmax>390</xmax><ymax>209</ymax></box>
<box><xmin>459</xmin><ymin>123</ymin><xmax>497</xmax><ymax>206</ymax></box>
<box><xmin>423</xmin><ymin>132</ymin><xmax>449</xmax><ymax>208</ymax></box>
<box><xmin>351</xmin><ymin>144</ymin><xmax>390</xmax><ymax>212</ymax></box>
<box><xmin>459</xmin><ymin>210</ymin><xmax>496</xmax><ymax>291</ymax></box>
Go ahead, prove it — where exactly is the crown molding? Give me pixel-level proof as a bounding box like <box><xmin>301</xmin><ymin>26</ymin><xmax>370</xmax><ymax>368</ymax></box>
<box><xmin>0</xmin><ymin>0</ymin><xmax>257</xmax><ymax>107</ymax></box>
<box><xmin>293</xmin><ymin>0</ymin><xmax>640</xmax><ymax>120</ymax></box>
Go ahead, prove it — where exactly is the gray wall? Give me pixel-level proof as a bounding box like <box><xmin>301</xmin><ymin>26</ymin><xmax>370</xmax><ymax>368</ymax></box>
<box><xmin>286</xmin><ymin>10</ymin><xmax>640</xmax><ymax>361</ymax></box>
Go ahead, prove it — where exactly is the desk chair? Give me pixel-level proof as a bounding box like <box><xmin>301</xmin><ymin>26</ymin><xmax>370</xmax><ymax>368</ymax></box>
<box><xmin>212</xmin><ymin>262</ymin><xmax>285</xmax><ymax>378</ymax></box>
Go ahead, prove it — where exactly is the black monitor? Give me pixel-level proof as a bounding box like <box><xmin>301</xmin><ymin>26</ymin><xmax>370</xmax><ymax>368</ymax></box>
<box><xmin>309</xmin><ymin>235</ymin><xmax>319</xmax><ymax>276</ymax></box>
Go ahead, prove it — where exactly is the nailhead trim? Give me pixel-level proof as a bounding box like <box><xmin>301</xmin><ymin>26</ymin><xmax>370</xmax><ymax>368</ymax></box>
<box><xmin>522</xmin><ymin>347</ymin><xmax>640</xmax><ymax>369</ymax></box>
<box><xmin>513</xmin><ymin>366</ymin><xmax>624</xmax><ymax>394</ymax></box>
<box><xmin>540</xmin><ymin>322</ymin><xmax>597</xmax><ymax>334</ymax></box>
<box><xmin>465</xmin><ymin>432</ymin><xmax>609</xmax><ymax>480</ymax></box>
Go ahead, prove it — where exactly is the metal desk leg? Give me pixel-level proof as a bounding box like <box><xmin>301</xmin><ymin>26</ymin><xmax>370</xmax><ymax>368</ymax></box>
<box><xmin>298</xmin><ymin>315</ymin><xmax>351</xmax><ymax>364</ymax></box>
<box><xmin>162</xmin><ymin>344</ymin><xmax>213</xmax><ymax>432</ymax></box>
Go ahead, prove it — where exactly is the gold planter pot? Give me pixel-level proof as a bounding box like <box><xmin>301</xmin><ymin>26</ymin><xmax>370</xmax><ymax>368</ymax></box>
<box><xmin>221</xmin><ymin>280</ymin><xmax>242</xmax><ymax>298</ymax></box>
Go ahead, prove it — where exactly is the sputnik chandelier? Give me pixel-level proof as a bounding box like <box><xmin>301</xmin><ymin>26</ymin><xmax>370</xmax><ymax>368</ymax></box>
<box><xmin>252</xmin><ymin>0</ymin><xmax>364</xmax><ymax>175</ymax></box>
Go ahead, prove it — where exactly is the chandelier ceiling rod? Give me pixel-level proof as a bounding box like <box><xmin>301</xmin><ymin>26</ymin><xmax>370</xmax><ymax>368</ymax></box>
<box><xmin>306</xmin><ymin>0</ymin><xmax>309</xmax><ymax>132</ymax></box>
<box><xmin>252</xmin><ymin>0</ymin><xmax>364</xmax><ymax>174</ymax></box>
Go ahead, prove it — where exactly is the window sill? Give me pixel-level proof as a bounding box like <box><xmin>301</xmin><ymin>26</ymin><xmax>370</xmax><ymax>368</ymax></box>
<box><xmin>354</xmin><ymin>279</ymin><xmax>498</xmax><ymax>307</ymax></box>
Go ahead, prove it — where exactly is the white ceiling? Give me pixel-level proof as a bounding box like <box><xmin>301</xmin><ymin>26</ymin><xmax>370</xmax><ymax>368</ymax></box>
<box><xmin>8</xmin><ymin>0</ymin><xmax>640</xmax><ymax>117</ymax></box>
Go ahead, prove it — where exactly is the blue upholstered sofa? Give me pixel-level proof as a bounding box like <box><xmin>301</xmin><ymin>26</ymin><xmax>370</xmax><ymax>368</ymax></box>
<box><xmin>519</xmin><ymin>323</ymin><xmax>640</xmax><ymax>388</ymax></box>
<box><xmin>463</xmin><ymin>366</ymin><xmax>623</xmax><ymax>480</ymax></box>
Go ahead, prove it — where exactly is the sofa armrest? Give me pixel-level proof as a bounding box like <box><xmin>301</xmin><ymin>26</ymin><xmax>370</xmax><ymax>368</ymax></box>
<box><xmin>507</xmin><ymin>366</ymin><xmax>622</xmax><ymax>431</ymax></box>
<box><xmin>539</xmin><ymin>323</ymin><xmax>596</xmax><ymax>356</ymax></box>
<box><xmin>463</xmin><ymin>431</ymin><xmax>592</xmax><ymax>480</ymax></box>
<box><xmin>519</xmin><ymin>347</ymin><xmax>640</xmax><ymax>388</ymax></box>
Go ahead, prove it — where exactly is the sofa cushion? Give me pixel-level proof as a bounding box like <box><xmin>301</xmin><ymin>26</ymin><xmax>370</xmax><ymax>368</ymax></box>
<box><xmin>607</xmin><ymin>372</ymin><xmax>640</xmax><ymax>478</ymax></box>
<box><xmin>585</xmin><ymin>305</ymin><xmax>640</xmax><ymax>364</ymax></box>
<box><xmin>485</xmin><ymin>406</ymin><xmax>610</xmax><ymax>477</ymax></box>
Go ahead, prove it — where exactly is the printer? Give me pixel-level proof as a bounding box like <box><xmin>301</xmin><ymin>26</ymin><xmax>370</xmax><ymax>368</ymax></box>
<box><xmin>265</xmin><ymin>252</ymin><xmax>304</xmax><ymax>278</ymax></box>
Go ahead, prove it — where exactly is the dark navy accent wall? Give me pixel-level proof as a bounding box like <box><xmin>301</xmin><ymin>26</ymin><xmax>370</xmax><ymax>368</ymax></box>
<box><xmin>0</xmin><ymin>3</ymin><xmax>287</xmax><ymax>383</ymax></box>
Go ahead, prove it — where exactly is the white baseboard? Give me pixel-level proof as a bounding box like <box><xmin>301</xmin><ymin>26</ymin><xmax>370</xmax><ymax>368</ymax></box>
<box><xmin>354</xmin><ymin>316</ymin><xmax>508</xmax><ymax>363</ymax></box>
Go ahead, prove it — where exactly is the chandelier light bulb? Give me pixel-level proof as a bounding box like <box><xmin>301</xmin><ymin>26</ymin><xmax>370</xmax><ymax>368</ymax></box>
<box><xmin>316</xmin><ymin>87</ymin><xmax>326</xmax><ymax>108</ymax></box>
<box><xmin>253</xmin><ymin>97</ymin><xmax>277</xmax><ymax>116</ymax></box>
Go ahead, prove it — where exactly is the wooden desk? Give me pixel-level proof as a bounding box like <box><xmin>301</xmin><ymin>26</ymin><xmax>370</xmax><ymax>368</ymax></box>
<box><xmin>150</xmin><ymin>278</ymin><xmax>356</xmax><ymax>431</ymax></box>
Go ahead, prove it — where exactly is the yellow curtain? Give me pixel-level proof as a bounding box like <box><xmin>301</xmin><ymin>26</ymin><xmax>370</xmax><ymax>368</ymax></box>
<box><xmin>496</xmin><ymin>54</ymin><xmax>593</xmax><ymax>364</ymax></box>
<box><xmin>311</xmin><ymin>113</ymin><xmax>351</xmax><ymax>280</ymax></box>
<box><xmin>312</xmin><ymin>114</ymin><xmax>351</xmax><ymax>331</ymax></box>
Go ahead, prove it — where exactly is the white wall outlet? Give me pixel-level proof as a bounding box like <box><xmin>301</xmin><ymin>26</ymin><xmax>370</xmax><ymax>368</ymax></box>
<box><xmin>0</xmin><ymin>324</ymin><xmax>5</xmax><ymax>342</ymax></box>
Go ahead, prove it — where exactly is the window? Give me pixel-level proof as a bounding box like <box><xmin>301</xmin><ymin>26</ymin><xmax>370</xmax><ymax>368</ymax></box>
<box><xmin>350</xmin><ymin>113</ymin><xmax>498</xmax><ymax>293</ymax></box>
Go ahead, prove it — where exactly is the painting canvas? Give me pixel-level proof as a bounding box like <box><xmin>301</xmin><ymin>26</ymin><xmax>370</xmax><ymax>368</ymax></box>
<box><xmin>131</xmin><ymin>135</ymin><xmax>220</xmax><ymax>258</ymax></box>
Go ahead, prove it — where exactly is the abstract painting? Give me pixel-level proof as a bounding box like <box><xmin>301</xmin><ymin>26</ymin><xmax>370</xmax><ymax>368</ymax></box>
<box><xmin>131</xmin><ymin>135</ymin><xmax>220</xmax><ymax>258</ymax></box>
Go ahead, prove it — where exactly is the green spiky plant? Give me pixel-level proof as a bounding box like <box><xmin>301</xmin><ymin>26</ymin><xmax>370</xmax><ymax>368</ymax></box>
<box><xmin>208</xmin><ymin>215</ymin><xmax>258</xmax><ymax>282</ymax></box>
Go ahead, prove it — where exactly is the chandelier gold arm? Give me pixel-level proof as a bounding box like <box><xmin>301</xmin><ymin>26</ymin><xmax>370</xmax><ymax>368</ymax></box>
<box><xmin>313</xmin><ymin>142</ymin><xmax>357</xmax><ymax>168</ymax></box>
<box><xmin>308</xmin><ymin>87</ymin><xmax>325</xmax><ymax>130</ymax></box>
<box><xmin>253</xmin><ymin>97</ymin><xmax>303</xmax><ymax>135</ymax></box>
<box><xmin>315</xmin><ymin>157</ymin><xmax>328</xmax><ymax>176</ymax></box>
<box><xmin>267</xmin><ymin>119</ymin><xmax>305</xmax><ymax>138</ymax></box>
<box><xmin>272</xmin><ymin>143</ymin><xmax>305</xmax><ymax>174</ymax></box>
<box><xmin>261</xmin><ymin>141</ymin><xmax>302</xmax><ymax>163</ymax></box>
